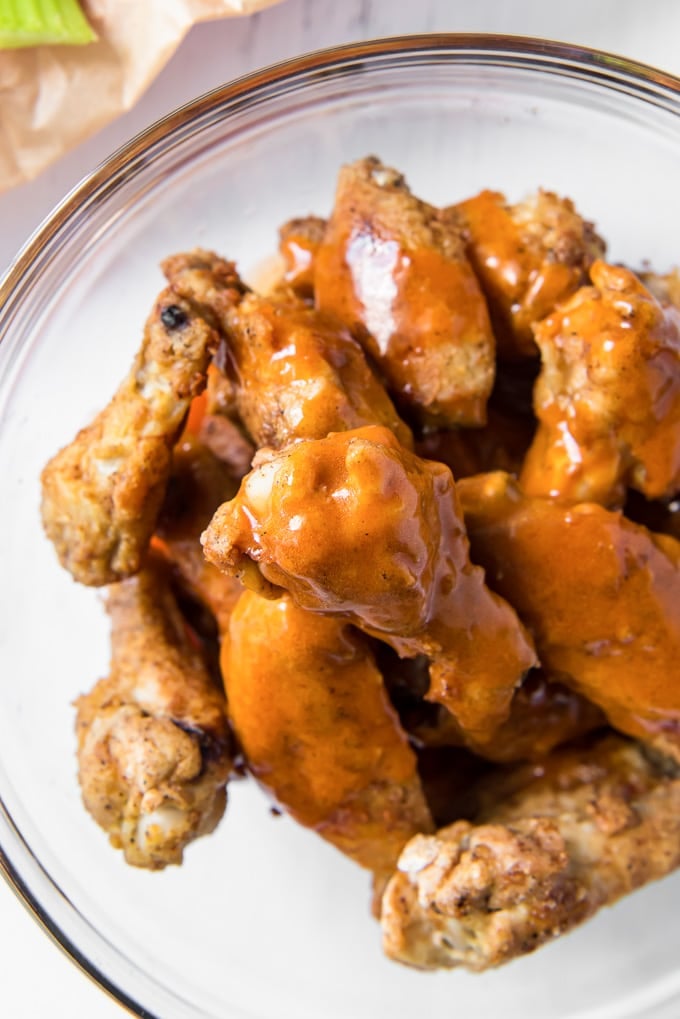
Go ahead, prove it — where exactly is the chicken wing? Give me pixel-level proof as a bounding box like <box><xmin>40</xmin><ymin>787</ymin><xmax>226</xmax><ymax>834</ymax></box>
<box><xmin>520</xmin><ymin>261</ymin><xmax>680</xmax><ymax>506</ymax></box>
<box><xmin>381</xmin><ymin>734</ymin><xmax>680</xmax><ymax>971</ymax></box>
<box><xmin>314</xmin><ymin>156</ymin><xmax>496</xmax><ymax>426</ymax></box>
<box><xmin>225</xmin><ymin>589</ymin><xmax>432</xmax><ymax>872</ymax></box>
<box><xmin>41</xmin><ymin>288</ymin><xmax>221</xmax><ymax>586</ymax></box>
<box><xmin>202</xmin><ymin>425</ymin><xmax>537</xmax><ymax>743</ymax></box>
<box><xmin>456</xmin><ymin>188</ymin><xmax>605</xmax><ymax>359</ymax></box>
<box><xmin>75</xmin><ymin>554</ymin><xmax>232</xmax><ymax>868</ymax></box>
<box><xmin>458</xmin><ymin>471</ymin><xmax>680</xmax><ymax>761</ymax></box>
<box><xmin>163</xmin><ymin>248</ymin><xmax>412</xmax><ymax>449</ymax></box>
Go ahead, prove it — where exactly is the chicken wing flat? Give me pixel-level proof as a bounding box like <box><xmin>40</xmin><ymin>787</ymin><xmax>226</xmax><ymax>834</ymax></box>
<box><xmin>203</xmin><ymin>425</ymin><xmax>537</xmax><ymax>743</ymax></box>
<box><xmin>314</xmin><ymin>156</ymin><xmax>496</xmax><ymax>426</ymax></box>
<box><xmin>456</xmin><ymin>189</ymin><xmax>605</xmax><ymax>359</ymax></box>
<box><xmin>381</xmin><ymin>734</ymin><xmax>680</xmax><ymax>971</ymax></box>
<box><xmin>520</xmin><ymin>261</ymin><xmax>680</xmax><ymax>506</ymax></box>
<box><xmin>225</xmin><ymin>589</ymin><xmax>433</xmax><ymax>873</ymax></box>
<box><xmin>459</xmin><ymin>471</ymin><xmax>680</xmax><ymax>761</ymax></box>
<box><xmin>75</xmin><ymin>554</ymin><xmax>232</xmax><ymax>868</ymax></box>
<box><xmin>163</xmin><ymin>248</ymin><xmax>412</xmax><ymax>449</ymax></box>
<box><xmin>41</xmin><ymin>288</ymin><xmax>221</xmax><ymax>586</ymax></box>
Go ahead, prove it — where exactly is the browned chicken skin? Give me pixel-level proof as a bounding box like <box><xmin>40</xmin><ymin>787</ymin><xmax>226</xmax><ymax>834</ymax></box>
<box><xmin>41</xmin><ymin>289</ymin><xmax>221</xmax><ymax>586</ymax></box>
<box><xmin>314</xmin><ymin>156</ymin><xmax>496</xmax><ymax>426</ymax></box>
<box><xmin>459</xmin><ymin>471</ymin><xmax>680</xmax><ymax>761</ymax></box>
<box><xmin>225</xmin><ymin>589</ymin><xmax>433</xmax><ymax>873</ymax></box>
<box><xmin>202</xmin><ymin>425</ymin><xmax>537</xmax><ymax>743</ymax></box>
<box><xmin>456</xmin><ymin>188</ymin><xmax>605</xmax><ymax>359</ymax></box>
<box><xmin>521</xmin><ymin>261</ymin><xmax>680</xmax><ymax>506</ymax></box>
<box><xmin>164</xmin><ymin>248</ymin><xmax>412</xmax><ymax>450</ymax></box>
<box><xmin>75</xmin><ymin>554</ymin><xmax>232</xmax><ymax>868</ymax></box>
<box><xmin>381</xmin><ymin>734</ymin><xmax>680</xmax><ymax>971</ymax></box>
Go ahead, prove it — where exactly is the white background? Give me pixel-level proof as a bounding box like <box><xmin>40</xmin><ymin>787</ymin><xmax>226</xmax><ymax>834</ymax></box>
<box><xmin>1</xmin><ymin>1</ymin><xmax>679</xmax><ymax>1015</ymax></box>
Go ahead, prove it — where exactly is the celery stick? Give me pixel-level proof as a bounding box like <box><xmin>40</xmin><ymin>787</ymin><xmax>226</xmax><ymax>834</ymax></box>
<box><xmin>0</xmin><ymin>0</ymin><xmax>97</xmax><ymax>49</ymax></box>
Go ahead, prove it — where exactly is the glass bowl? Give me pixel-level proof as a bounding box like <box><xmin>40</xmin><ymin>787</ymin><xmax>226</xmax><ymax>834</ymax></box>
<box><xmin>1</xmin><ymin>35</ymin><xmax>680</xmax><ymax>1019</ymax></box>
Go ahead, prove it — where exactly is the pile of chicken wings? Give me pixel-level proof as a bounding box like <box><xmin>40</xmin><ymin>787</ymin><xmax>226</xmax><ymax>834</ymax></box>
<box><xmin>41</xmin><ymin>156</ymin><xmax>680</xmax><ymax>971</ymax></box>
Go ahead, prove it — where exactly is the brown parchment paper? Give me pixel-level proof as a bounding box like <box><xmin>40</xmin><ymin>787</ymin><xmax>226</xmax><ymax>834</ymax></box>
<box><xmin>0</xmin><ymin>0</ymin><xmax>282</xmax><ymax>193</ymax></box>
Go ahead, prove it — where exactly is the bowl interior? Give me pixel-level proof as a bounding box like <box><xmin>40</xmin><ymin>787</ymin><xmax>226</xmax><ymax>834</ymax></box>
<box><xmin>1</xmin><ymin>40</ymin><xmax>679</xmax><ymax>1019</ymax></box>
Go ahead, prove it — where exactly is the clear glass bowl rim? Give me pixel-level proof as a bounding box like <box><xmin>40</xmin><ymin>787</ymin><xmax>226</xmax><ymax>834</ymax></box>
<box><xmin>1</xmin><ymin>32</ymin><xmax>680</xmax><ymax>1019</ymax></box>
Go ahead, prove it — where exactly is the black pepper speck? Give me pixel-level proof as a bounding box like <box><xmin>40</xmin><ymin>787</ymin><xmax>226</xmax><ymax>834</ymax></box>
<box><xmin>161</xmin><ymin>305</ymin><xmax>189</xmax><ymax>330</ymax></box>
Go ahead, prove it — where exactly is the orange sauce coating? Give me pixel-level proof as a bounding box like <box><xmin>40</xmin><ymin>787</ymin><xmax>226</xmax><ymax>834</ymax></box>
<box><xmin>225</xmin><ymin>590</ymin><xmax>432</xmax><ymax>871</ymax></box>
<box><xmin>459</xmin><ymin>472</ymin><xmax>680</xmax><ymax>760</ymax></box>
<box><xmin>223</xmin><ymin>292</ymin><xmax>413</xmax><ymax>450</ymax></box>
<box><xmin>314</xmin><ymin>161</ymin><xmax>495</xmax><ymax>426</ymax></box>
<box><xmin>521</xmin><ymin>261</ymin><xmax>680</xmax><ymax>506</ymax></box>
<box><xmin>203</xmin><ymin>425</ymin><xmax>537</xmax><ymax>742</ymax></box>
<box><xmin>457</xmin><ymin>189</ymin><xmax>598</xmax><ymax>359</ymax></box>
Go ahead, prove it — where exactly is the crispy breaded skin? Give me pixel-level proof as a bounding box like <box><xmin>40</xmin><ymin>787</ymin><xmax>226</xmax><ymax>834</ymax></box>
<box><xmin>381</xmin><ymin>736</ymin><xmax>680</xmax><ymax>970</ymax></box>
<box><xmin>41</xmin><ymin>288</ymin><xmax>221</xmax><ymax>586</ymax></box>
<box><xmin>75</xmin><ymin>556</ymin><xmax>232</xmax><ymax>868</ymax></box>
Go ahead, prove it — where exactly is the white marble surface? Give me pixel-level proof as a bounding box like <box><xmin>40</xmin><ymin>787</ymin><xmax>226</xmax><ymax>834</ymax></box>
<box><xmin>0</xmin><ymin>1</ymin><xmax>678</xmax><ymax>1016</ymax></box>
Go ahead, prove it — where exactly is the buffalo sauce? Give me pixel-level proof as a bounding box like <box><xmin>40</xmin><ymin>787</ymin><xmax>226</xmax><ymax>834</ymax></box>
<box><xmin>225</xmin><ymin>589</ymin><xmax>432</xmax><ymax>872</ymax></box>
<box><xmin>458</xmin><ymin>471</ymin><xmax>680</xmax><ymax>761</ymax></box>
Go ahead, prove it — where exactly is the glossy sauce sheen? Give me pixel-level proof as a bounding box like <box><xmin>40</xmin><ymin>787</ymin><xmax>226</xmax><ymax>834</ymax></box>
<box><xmin>457</xmin><ymin>190</ymin><xmax>590</xmax><ymax>359</ymax></box>
<box><xmin>459</xmin><ymin>471</ymin><xmax>680</xmax><ymax>761</ymax></box>
<box><xmin>203</xmin><ymin>425</ymin><xmax>537</xmax><ymax>742</ymax></box>
<box><xmin>521</xmin><ymin>261</ymin><xmax>680</xmax><ymax>505</ymax></box>
<box><xmin>223</xmin><ymin>292</ymin><xmax>413</xmax><ymax>450</ymax></box>
<box><xmin>225</xmin><ymin>590</ymin><xmax>432</xmax><ymax>872</ymax></box>
<box><xmin>314</xmin><ymin>158</ymin><xmax>495</xmax><ymax>426</ymax></box>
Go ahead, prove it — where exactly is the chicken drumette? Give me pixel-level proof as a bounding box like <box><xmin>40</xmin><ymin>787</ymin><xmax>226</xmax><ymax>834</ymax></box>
<box><xmin>381</xmin><ymin>734</ymin><xmax>680</xmax><ymax>971</ymax></box>
<box><xmin>75</xmin><ymin>554</ymin><xmax>232</xmax><ymax>869</ymax></box>
<box><xmin>456</xmin><ymin>188</ymin><xmax>605</xmax><ymax>359</ymax></box>
<box><xmin>459</xmin><ymin>471</ymin><xmax>680</xmax><ymax>761</ymax></box>
<box><xmin>520</xmin><ymin>261</ymin><xmax>680</xmax><ymax>506</ymax></box>
<box><xmin>41</xmin><ymin>286</ymin><xmax>226</xmax><ymax>586</ymax></box>
<box><xmin>163</xmin><ymin>248</ymin><xmax>412</xmax><ymax>451</ymax></box>
<box><xmin>203</xmin><ymin>425</ymin><xmax>537</xmax><ymax>743</ymax></box>
<box><xmin>314</xmin><ymin>156</ymin><xmax>496</xmax><ymax>426</ymax></box>
<box><xmin>225</xmin><ymin>589</ymin><xmax>433</xmax><ymax>873</ymax></box>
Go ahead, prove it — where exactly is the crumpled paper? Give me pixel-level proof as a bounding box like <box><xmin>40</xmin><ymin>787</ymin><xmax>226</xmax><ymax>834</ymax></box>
<box><xmin>0</xmin><ymin>0</ymin><xmax>281</xmax><ymax>193</ymax></box>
